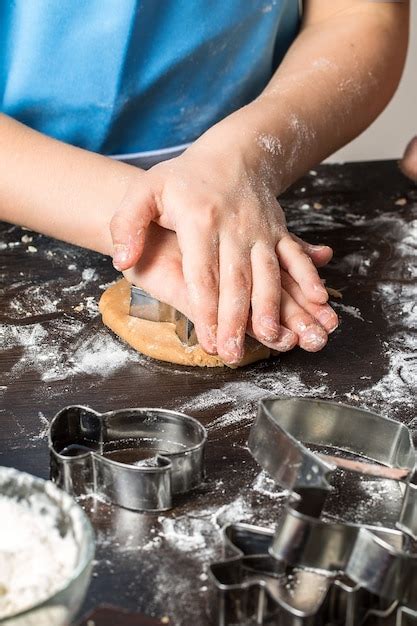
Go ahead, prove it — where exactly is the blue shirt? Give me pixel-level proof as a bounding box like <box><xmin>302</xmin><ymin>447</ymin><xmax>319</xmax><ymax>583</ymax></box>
<box><xmin>0</xmin><ymin>1</ymin><xmax>300</xmax><ymax>157</ymax></box>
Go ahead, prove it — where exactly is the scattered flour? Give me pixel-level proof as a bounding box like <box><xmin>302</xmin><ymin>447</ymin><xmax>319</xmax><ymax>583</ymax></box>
<box><xmin>252</xmin><ymin>471</ymin><xmax>289</xmax><ymax>500</ymax></box>
<box><xmin>336</xmin><ymin>250</ymin><xmax>379</xmax><ymax>277</ymax></box>
<box><xmin>155</xmin><ymin>495</ymin><xmax>254</xmax><ymax>560</ymax></box>
<box><xmin>333</xmin><ymin>303</ymin><xmax>365</xmax><ymax>321</ymax></box>
<box><xmin>207</xmin><ymin>402</ymin><xmax>258</xmax><ymax>432</ymax></box>
<box><xmin>30</xmin><ymin>412</ymin><xmax>50</xmax><ymax>442</ymax></box>
<box><xmin>81</xmin><ymin>268</ymin><xmax>96</xmax><ymax>282</ymax></box>
<box><xmin>179</xmin><ymin>387</ymin><xmax>233</xmax><ymax>413</ymax></box>
<box><xmin>179</xmin><ymin>376</ymin><xmax>330</xmax><ymax>434</ymax></box>
<box><xmin>42</xmin><ymin>330</ymin><xmax>144</xmax><ymax>382</ymax></box>
<box><xmin>0</xmin><ymin>242</ymin><xmax>136</xmax><ymax>385</ymax></box>
<box><xmin>1</xmin><ymin>317</ymin><xmax>145</xmax><ymax>383</ymax></box>
<box><xmin>213</xmin><ymin>495</ymin><xmax>253</xmax><ymax>527</ymax></box>
<box><xmin>256</xmin><ymin>133</ymin><xmax>282</xmax><ymax>156</ymax></box>
<box><xmin>352</xmin><ymin>214</ymin><xmax>417</xmax><ymax>413</ymax></box>
<box><xmin>6</xmin><ymin>285</ymin><xmax>60</xmax><ymax>317</ymax></box>
<box><xmin>160</xmin><ymin>517</ymin><xmax>211</xmax><ymax>554</ymax></box>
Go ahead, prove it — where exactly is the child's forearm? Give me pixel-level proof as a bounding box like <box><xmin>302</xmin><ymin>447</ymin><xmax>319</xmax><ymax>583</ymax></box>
<box><xmin>200</xmin><ymin>0</ymin><xmax>409</xmax><ymax>195</ymax></box>
<box><xmin>0</xmin><ymin>113</ymin><xmax>141</xmax><ymax>255</ymax></box>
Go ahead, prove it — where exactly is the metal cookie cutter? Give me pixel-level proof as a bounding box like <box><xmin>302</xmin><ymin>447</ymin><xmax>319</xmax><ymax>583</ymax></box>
<box><xmin>49</xmin><ymin>405</ymin><xmax>206</xmax><ymax>511</ymax></box>
<box><xmin>248</xmin><ymin>398</ymin><xmax>415</xmax><ymax>498</ymax></box>
<box><xmin>210</xmin><ymin>398</ymin><xmax>417</xmax><ymax>625</ymax></box>
<box><xmin>250</xmin><ymin>398</ymin><xmax>417</xmax><ymax>583</ymax></box>
<box><xmin>129</xmin><ymin>285</ymin><xmax>196</xmax><ymax>346</ymax></box>
<box><xmin>210</xmin><ymin>523</ymin><xmax>404</xmax><ymax>626</ymax></box>
<box><xmin>346</xmin><ymin>528</ymin><xmax>417</xmax><ymax>610</ymax></box>
<box><xmin>248</xmin><ymin>398</ymin><xmax>417</xmax><ymax>538</ymax></box>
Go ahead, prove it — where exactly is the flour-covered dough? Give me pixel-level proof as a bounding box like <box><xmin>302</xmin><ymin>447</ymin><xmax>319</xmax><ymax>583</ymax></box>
<box><xmin>99</xmin><ymin>279</ymin><xmax>270</xmax><ymax>368</ymax></box>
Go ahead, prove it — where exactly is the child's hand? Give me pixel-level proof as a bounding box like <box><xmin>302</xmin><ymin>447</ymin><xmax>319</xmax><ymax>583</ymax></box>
<box><xmin>111</xmin><ymin>138</ymin><xmax>332</xmax><ymax>364</ymax></box>
<box><xmin>400</xmin><ymin>136</ymin><xmax>417</xmax><ymax>182</ymax></box>
<box><xmin>123</xmin><ymin>224</ymin><xmax>338</xmax><ymax>362</ymax></box>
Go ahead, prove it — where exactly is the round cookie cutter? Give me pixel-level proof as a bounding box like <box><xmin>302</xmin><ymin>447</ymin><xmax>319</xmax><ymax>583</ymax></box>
<box><xmin>49</xmin><ymin>405</ymin><xmax>207</xmax><ymax>511</ymax></box>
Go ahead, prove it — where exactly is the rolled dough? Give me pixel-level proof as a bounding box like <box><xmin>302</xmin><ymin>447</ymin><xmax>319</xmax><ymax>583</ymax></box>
<box><xmin>99</xmin><ymin>279</ymin><xmax>271</xmax><ymax>368</ymax></box>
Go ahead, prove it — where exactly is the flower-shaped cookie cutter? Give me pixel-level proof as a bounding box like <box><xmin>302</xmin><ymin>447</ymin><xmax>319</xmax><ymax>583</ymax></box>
<box><xmin>49</xmin><ymin>405</ymin><xmax>206</xmax><ymax>511</ymax></box>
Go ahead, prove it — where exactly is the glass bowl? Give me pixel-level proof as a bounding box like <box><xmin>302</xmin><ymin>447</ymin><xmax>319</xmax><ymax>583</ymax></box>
<box><xmin>0</xmin><ymin>466</ymin><xmax>95</xmax><ymax>626</ymax></box>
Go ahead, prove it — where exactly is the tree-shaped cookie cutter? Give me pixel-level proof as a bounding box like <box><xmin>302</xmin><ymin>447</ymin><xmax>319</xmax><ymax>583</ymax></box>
<box><xmin>49</xmin><ymin>405</ymin><xmax>206</xmax><ymax>511</ymax></box>
<box><xmin>211</xmin><ymin>522</ymin><xmax>411</xmax><ymax>625</ymax></box>
<box><xmin>210</xmin><ymin>398</ymin><xmax>417</xmax><ymax>625</ymax></box>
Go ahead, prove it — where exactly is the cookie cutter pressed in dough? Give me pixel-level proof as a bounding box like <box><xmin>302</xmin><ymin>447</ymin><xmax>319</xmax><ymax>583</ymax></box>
<box><xmin>129</xmin><ymin>285</ymin><xmax>196</xmax><ymax>346</ymax></box>
<box><xmin>210</xmin><ymin>398</ymin><xmax>417</xmax><ymax>625</ymax></box>
<box><xmin>49</xmin><ymin>405</ymin><xmax>206</xmax><ymax>511</ymax></box>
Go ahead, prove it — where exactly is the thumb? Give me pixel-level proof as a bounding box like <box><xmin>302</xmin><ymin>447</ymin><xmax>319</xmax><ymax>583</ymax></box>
<box><xmin>110</xmin><ymin>183</ymin><xmax>158</xmax><ymax>271</ymax></box>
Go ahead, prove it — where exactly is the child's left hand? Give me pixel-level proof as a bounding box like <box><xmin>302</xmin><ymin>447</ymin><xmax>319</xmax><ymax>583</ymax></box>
<box><xmin>111</xmin><ymin>129</ymin><xmax>332</xmax><ymax>364</ymax></box>
<box><xmin>123</xmin><ymin>223</ymin><xmax>338</xmax><ymax>361</ymax></box>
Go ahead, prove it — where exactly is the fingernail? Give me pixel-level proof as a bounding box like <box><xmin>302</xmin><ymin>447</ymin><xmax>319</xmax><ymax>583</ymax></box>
<box><xmin>313</xmin><ymin>283</ymin><xmax>328</xmax><ymax>301</ymax></box>
<box><xmin>223</xmin><ymin>337</ymin><xmax>243</xmax><ymax>363</ymax></box>
<box><xmin>274</xmin><ymin>327</ymin><xmax>296</xmax><ymax>351</ymax></box>
<box><xmin>207</xmin><ymin>324</ymin><xmax>217</xmax><ymax>345</ymax></box>
<box><xmin>317</xmin><ymin>309</ymin><xmax>338</xmax><ymax>332</ymax></box>
<box><xmin>328</xmin><ymin>317</ymin><xmax>339</xmax><ymax>333</ymax></box>
<box><xmin>301</xmin><ymin>325</ymin><xmax>327</xmax><ymax>351</ymax></box>
<box><xmin>113</xmin><ymin>244</ymin><xmax>129</xmax><ymax>269</ymax></box>
<box><xmin>260</xmin><ymin>316</ymin><xmax>281</xmax><ymax>341</ymax></box>
<box><xmin>205</xmin><ymin>324</ymin><xmax>218</xmax><ymax>352</ymax></box>
<box><xmin>314</xmin><ymin>283</ymin><xmax>328</xmax><ymax>294</ymax></box>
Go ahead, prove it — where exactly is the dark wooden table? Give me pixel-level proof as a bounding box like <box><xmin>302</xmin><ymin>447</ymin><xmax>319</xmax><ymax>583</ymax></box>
<box><xmin>1</xmin><ymin>160</ymin><xmax>416</xmax><ymax>625</ymax></box>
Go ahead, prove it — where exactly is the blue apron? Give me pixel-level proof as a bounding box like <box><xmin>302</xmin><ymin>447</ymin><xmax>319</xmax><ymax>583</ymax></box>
<box><xmin>0</xmin><ymin>0</ymin><xmax>300</xmax><ymax>164</ymax></box>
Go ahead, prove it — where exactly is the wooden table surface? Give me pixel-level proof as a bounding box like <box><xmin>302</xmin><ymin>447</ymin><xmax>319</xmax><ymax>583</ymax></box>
<box><xmin>0</xmin><ymin>160</ymin><xmax>416</xmax><ymax>625</ymax></box>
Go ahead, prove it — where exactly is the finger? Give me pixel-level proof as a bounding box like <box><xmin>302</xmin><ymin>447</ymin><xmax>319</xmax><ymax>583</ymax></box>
<box><xmin>281</xmin><ymin>271</ymin><xmax>339</xmax><ymax>334</ymax></box>
<box><xmin>250</xmin><ymin>241</ymin><xmax>282</xmax><ymax>343</ymax></box>
<box><xmin>110</xmin><ymin>184</ymin><xmax>158</xmax><ymax>271</ymax></box>
<box><xmin>280</xmin><ymin>288</ymin><xmax>328</xmax><ymax>352</ymax></box>
<box><xmin>291</xmin><ymin>234</ymin><xmax>333</xmax><ymax>268</ymax></box>
<box><xmin>400</xmin><ymin>136</ymin><xmax>417</xmax><ymax>182</ymax></box>
<box><xmin>216</xmin><ymin>240</ymin><xmax>252</xmax><ymax>365</ymax></box>
<box><xmin>246</xmin><ymin>319</ymin><xmax>297</xmax><ymax>352</ymax></box>
<box><xmin>277</xmin><ymin>235</ymin><xmax>329</xmax><ymax>304</ymax></box>
<box><xmin>177</xmin><ymin>225</ymin><xmax>219</xmax><ymax>355</ymax></box>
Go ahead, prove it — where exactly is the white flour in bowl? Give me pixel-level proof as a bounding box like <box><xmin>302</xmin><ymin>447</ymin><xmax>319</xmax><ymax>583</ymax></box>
<box><xmin>0</xmin><ymin>495</ymin><xmax>78</xmax><ymax>619</ymax></box>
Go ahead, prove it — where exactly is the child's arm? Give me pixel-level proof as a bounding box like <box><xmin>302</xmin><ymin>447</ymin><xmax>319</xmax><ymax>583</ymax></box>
<box><xmin>0</xmin><ymin>112</ymin><xmax>334</xmax><ymax>357</ymax></box>
<box><xmin>0</xmin><ymin>113</ymin><xmax>138</xmax><ymax>254</ymax></box>
<box><xmin>222</xmin><ymin>0</ymin><xmax>410</xmax><ymax>194</ymax></box>
<box><xmin>111</xmin><ymin>0</ymin><xmax>409</xmax><ymax>363</ymax></box>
